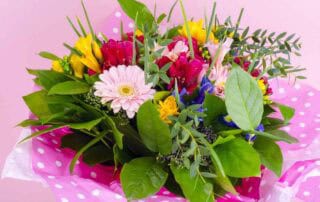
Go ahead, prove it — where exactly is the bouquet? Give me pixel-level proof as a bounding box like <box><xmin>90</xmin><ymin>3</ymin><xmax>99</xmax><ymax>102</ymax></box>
<box><xmin>8</xmin><ymin>0</ymin><xmax>309</xmax><ymax>201</ymax></box>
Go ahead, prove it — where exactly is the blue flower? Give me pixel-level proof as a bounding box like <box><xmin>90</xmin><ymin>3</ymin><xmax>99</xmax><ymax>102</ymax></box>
<box><xmin>193</xmin><ymin>77</ymin><xmax>214</xmax><ymax>105</ymax></box>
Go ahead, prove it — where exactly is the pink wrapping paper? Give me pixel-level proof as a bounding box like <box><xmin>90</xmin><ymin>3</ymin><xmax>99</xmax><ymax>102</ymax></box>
<box><xmin>2</xmin><ymin>9</ymin><xmax>320</xmax><ymax>202</ymax></box>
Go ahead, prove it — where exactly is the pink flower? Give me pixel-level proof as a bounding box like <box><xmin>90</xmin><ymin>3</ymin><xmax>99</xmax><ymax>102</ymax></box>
<box><xmin>94</xmin><ymin>65</ymin><xmax>155</xmax><ymax>118</ymax></box>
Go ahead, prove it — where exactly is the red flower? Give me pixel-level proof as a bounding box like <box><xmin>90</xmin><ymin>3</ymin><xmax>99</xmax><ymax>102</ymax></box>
<box><xmin>101</xmin><ymin>39</ymin><xmax>133</xmax><ymax>70</ymax></box>
<box><xmin>122</xmin><ymin>32</ymin><xmax>144</xmax><ymax>43</ymax></box>
<box><xmin>167</xmin><ymin>54</ymin><xmax>204</xmax><ymax>93</ymax></box>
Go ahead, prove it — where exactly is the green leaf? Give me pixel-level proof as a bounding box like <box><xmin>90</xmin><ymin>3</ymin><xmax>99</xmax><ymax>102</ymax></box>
<box><xmin>66</xmin><ymin>16</ymin><xmax>82</xmax><ymax>37</ymax></box>
<box><xmin>81</xmin><ymin>0</ymin><xmax>96</xmax><ymax>39</ymax></box>
<box><xmin>277</xmin><ymin>103</ymin><xmax>295</xmax><ymax>124</ymax></box>
<box><xmin>48</xmin><ymin>81</ymin><xmax>90</xmax><ymax>95</ymax></box>
<box><xmin>61</xmin><ymin>133</ymin><xmax>92</xmax><ymax>151</ymax></box>
<box><xmin>39</xmin><ymin>51</ymin><xmax>60</xmax><ymax>60</ymax></box>
<box><xmin>70</xmin><ymin>133</ymin><xmax>106</xmax><ymax>173</ymax></box>
<box><xmin>83</xmin><ymin>144</ymin><xmax>113</xmax><ymax>166</ymax></box>
<box><xmin>120</xmin><ymin>157</ymin><xmax>168</xmax><ymax>199</ymax></box>
<box><xmin>225</xmin><ymin>67</ymin><xmax>264</xmax><ymax>131</ymax></box>
<box><xmin>253</xmin><ymin>137</ymin><xmax>283</xmax><ymax>176</ymax></box>
<box><xmin>17</xmin><ymin>119</ymin><xmax>41</xmax><ymax>127</ymax></box>
<box><xmin>157</xmin><ymin>13</ymin><xmax>167</xmax><ymax>24</ymax></box>
<box><xmin>104</xmin><ymin>116</ymin><xmax>124</xmax><ymax>149</ymax></box>
<box><xmin>19</xmin><ymin>126</ymin><xmax>63</xmax><ymax>143</ymax></box>
<box><xmin>23</xmin><ymin>90</ymin><xmax>51</xmax><ymax>119</ymax></box>
<box><xmin>154</xmin><ymin>91</ymin><xmax>171</xmax><ymax>102</ymax></box>
<box><xmin>255</xmin><ymin>130</ymin><xmax>298</xmax><ymax>144</ymax></box>
<box><xmin>137</xmin><ymin>100</ymin><xmax>172</xmax><ymax>154</ymax></box>
<box><xmin>171</xmin><ymin>165</ymin><xmax>214</xmax><ymax>202</ymax></box>
<box><xmin>203</xmin><ymin>94</ymin><xmax>226</xmax><ymax>126</ymax></box>
<box><xmin>27</xmin><ymin>69</ymin><xmax>71</xmax><ymax>91</ymax></box>
<box><xmin>68</xmin><ymin>118</ymin><xmax>104</xmax><ymax>130</ymax></box>
<box><xmin>117</xmin><ymin>0</ymin><xmax>154</xmax><ymax>30</ymax></box>
<box><xmin>215</xmin><ymin>138</ymin><xmax>261</xmax><ymax>178</ymax></box>
<box><xmin>212</xmin><ymin>135</ymin><xmax>236</xmax><ymax>147</ymax></box>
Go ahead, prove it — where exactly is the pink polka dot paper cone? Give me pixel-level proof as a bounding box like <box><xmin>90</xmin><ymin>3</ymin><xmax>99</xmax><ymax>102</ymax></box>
<box><xmin>3</xmin><ymin>80</ymin><xmax>319</xmax><ymax>202</ymax></box>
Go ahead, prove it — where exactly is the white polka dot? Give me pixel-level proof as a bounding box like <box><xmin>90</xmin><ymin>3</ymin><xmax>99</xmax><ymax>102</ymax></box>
<box><xmin>90</xmin><ymin>171</ymin><xmax>97</xmax><ymax>178</ymax></box>
<box><xmin>76</xmin><ymin>160</ymin><xmax>80</xmax><ymax>165</ymax></box>
<box><xmin>52</xmin><ymin>139</ymin><xmax>58</xmax><ymax>144</ymax></box>
<box><xmin>91</xmin><ymin>189</ymin><xmax>100</xmax><ymax>196</ymax></box>
<box><xmin>315</xmin><ymin>160</ymin><xmax>320</xmax><ymax>165</ymax></box>
<box><xmin>300</xmin><ymin>133</ymin><xmax>306</xmax><ymax>138</ymax></box>
<box><xmin>316</xmin><ymin>128</ymin><xmax>320</xmax><ymax>131</ymax></box>
<box><xmin>300</xmin><ymin>144</ymin><xmax>307</xmax><ymax>148</ymax></box>
<box><xmin>138</xmin><ymin>200</ymin><xmax>145</xmax><ymax>202</ymax></box>
<box><xmin>71</xmin><ymin>181</ymin><xmax>77</xmax><ymax>186</ymax></box>
<box><xmin>37</xmin><ymin>148</ymin><xmax>45</xmax><ymax>154</ymax></box>
<box><xmin>299</xmin><ymin>111</ymin><xmax>305</xmax><ymax>116</ymax></box>
<box><xmin>36</xmin><ymin>137</ymin><xmax>45</xmax><ymax>142</ymax></box>
<box><xmin>304</xmin><ymin>103</ymin><xmax>311</xmax><ymax>108</ymax></box>
<box><xmin>248</xmin><ymin>186</ymin><xmax>253</xmax><ymax>193</ymax></box>
<box><xmin>299</xmin><ymin>123</ymin><xmax>306</xmax><ymax>128</ymax></box>
<box><xmin>297</xmin><ymin>166</ymin><xmax>305</xmax><ymax>172</ymax></box>
<box><xmin>291</xmin><ymin>97</ymin><xmax>298</xmax><ymax>102</ymax></box>
<box><xmin>160</xmin><ymin>200</ymin><xmax>169</xmax><ymax>202</ymax></box>
<box><xmin>113</xmin><ymin>28</ymin><xmax>119</xmax><ymax>33</ymax></box>
<box><xmin>278</xmin><ymin>88</ymin><xmax>285</xmax><ymax>94</ymax></box>
<box><xmin>115</xmin><ymin>194</ymin><xmax>123</xmax><ymax>199</ymax></box>
<box><xmin>115</xmin><ymin>11</ymin><xmax>122</xmax><ymax>18</ymax></box>
<box><xmin>283</xmin><ymin>126</ymin><xmax>291</xmax><ymax>132</ymax></box>
<box><xmin>151</xmin><ymin>196</ymin><xmax>158</xmax><ymax>199</ymax></box>
<box><xmin>61</xmin><ymin>198</ymin><xmax>69</xmax><ymax>202</ymax></box>
<box><xmin>303</xmin><ymin>191</ymin><xmax>310</xmax><ymax>196</ymax></box>
<box><xmin>295</xmin><ymin>84</ymin><xmax>301</xmax><ymax>90</ymax></box>
<box><xmin>47</xmin><ymin>175</ymin><xmax>55</xmax><ymax>179</ymax></box>
<box><xmin>55</xmin><ymin>160</ymin><xmax>62</xmax><ymax>167</ymax></box>
<box><xmin>308</xmin><ymin>92</ymin><xmax>315</xmax><ymax>97</ymax></box>
<box><xmin>55</xmin><ymin>184</ymin><xmax>63</xmax><ymax>189</ymax></box>
<box><xmin>37</xmin><ymin>162</ymin><xmax>45</xmax><ymax>169</ymax></box>
<box><xmin>225</xmin><ymin>194</ymin><xmax>231</xmax><ymax>198</ymax></box>
<box><xmin>77</xmin><ymin>193</ymin><xmax>86</xmax><ymax>200</ymax></box>
<box><xmin>163</xmin><ymin>191</ymin><xmax>170</xmax><ymax>195</ymax></box>
<box><xmin>55</xmin><ymin>148</ymin><xmax>62</xmax><ymax>153</ymax></box>
<box><xmin>128</xmin><ymin>23</ymin><xmax>134</xmax><ymax>28</ymax></box>
<box><xmin>49</xmin><ymin>132</ymin><xmax>56</xmax><ymax>137</ymax></box>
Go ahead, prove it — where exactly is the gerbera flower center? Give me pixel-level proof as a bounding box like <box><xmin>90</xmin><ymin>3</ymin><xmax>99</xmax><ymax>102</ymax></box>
<box><xmin>118</xmin><ymin>84</ymin><xmax>135</xmax><ymax>96</ymax></box>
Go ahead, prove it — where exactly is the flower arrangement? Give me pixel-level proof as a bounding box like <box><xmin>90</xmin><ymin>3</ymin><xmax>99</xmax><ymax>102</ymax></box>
<box><xmin>17</xmin><ymin>0</ymin><xmax>305</xmax><ymax>201</ymax></box>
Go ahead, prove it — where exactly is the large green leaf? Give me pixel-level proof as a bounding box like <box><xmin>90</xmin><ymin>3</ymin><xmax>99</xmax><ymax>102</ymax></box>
<box><xmin>253</xmin><ymin>137</ymin><xmax>283</xmax><ymax>176</ymax></box>
<box><xmin>120</xmin><ymin>157</ymin><xmax>168</xmax><ymax>199</ymax></box>
<box><xmin>137</xmin><ymin>100</ymin><xmax>172</xmax><ymax>155</ymax></box>
<box><xmin>277</xmin><ymin>103</ymin><xmax>295</xmax><ymax>124</ymax></box>
<box><xmin>203</xmin><ymin>94</ymin><xmax>226</xmax><ymax>126</ymax></box>
<box><xmin>83</xmin><ymin>144</ymin><xmax>113</xmax><ymax>166</ymax></box>
<box><xmin>215</xmin><ymin>138</ymin><xmax>261</xmax><ymax>178</ymax></box>
<box><xmin>23</xmin><ymin>90</ymin><xmax>51</xmax><ymax>119</ymax></box>
<box><xmin>225</xmin><ymin>67</ymin><xmax>264</xmax><ymax>131</ymax></box>
<box><xmin>28</xmin><ymin>69</ymin><xmax>71</xmax><ymax>90</ymax></box>
<box><xmin>117</xmin><ymin>0</ymin><xmax>154</xmax><ymax>30</ymax></box>
<box><xmin>171</xmin><ymin>165</ymin><xmax>214</xmax><ymax>202</ymax></box>
<box><xmin>255</xmin><ymin>130</ymin><xmax>298</xmax><ymax>144</ymax></box>
<box><xmin>48</xmin><ymin>81</ymin><xmax>90</xmax><ymax>95</ymax></box>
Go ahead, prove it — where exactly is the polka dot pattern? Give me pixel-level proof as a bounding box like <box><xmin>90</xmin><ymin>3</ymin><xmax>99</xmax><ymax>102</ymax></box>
<box><xmin>23</xmin><ymin>10</ymin><xmax>320</xmax><ymax>202</ymax></box>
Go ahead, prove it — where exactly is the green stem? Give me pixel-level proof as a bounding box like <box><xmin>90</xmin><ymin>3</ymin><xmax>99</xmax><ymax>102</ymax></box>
<box><xmin>178</xmin><ymin>0</ymin><xmax>195</xmax><ymax>59</ymax></box>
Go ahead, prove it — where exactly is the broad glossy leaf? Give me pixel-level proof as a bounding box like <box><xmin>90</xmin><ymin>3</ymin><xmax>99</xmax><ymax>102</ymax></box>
<box><xmin>277</xmin><ymin>104</ymin><xmax>295</xmax><ymax>124</ymax></box>
<box><xmin>171</xmin><ymin>165</ymin><xmax>214</xmax><ymax>202</ymax></box>
<box><xmin>137</xmin><ymin>100</ymin><xmax>172</xmax><ymax>154</ymax></box>
<box><xmin>255</xmin><ymin>130</ymin><xmax>298</xmax><ymax>144</ymax></box>
<box><xmin>254</xmin><ymin>137</ymin><xmax>283</xmax><ymax>176</ymax></box>
<box><xmin>27</xmin><ymin>69</ymin><xmax>71</xmax><ymax>90</ymax></box>
<box><xmin>203</xmin><ymin>94</ymin><xmax>226</xmax><ymax>126</ymax></box>
<box><xmin>215</xmin><ymin>138</ymin><xmax>261</xmax><ymax>178</ymax></box>
<box><xmin>23</xmin><ymin>90</ymin><xmax>51</xmax><ymax>119</ymax></box>
<box><xmin>48</xmin><ymin>81</ymin><xmax>90</xmax><ymax>95</ymax></box>
<box><xmin>120</xmin><ymin>157</ymin><xmax>168</xmax><ymax>199</ymax></box>
<box><xmin>225</xmin><ymin>67</ymin><xmax>264</xmax><ymax>131</ymax></box>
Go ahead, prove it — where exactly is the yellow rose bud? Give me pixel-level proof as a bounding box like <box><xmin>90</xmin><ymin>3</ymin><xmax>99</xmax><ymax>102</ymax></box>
<box><xmin>70</xmin><ymin>54</ymin><xmax>85</xmax><ymax>78</ymax></box>
<box><xmin>52</xmin><ymin>60</ymin><xmax>64</xmax><ymax>73</ymax></box>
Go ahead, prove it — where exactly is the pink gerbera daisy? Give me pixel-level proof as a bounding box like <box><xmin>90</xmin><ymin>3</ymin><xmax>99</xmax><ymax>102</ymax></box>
<box><xmin>94</xmin><ymin>65</ymin><xmax>155</xmax><ymax>118</ymax></box>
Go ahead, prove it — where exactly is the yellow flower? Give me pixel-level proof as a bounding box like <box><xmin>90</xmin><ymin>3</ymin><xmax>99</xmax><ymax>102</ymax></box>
<box><xmin>135</xmin><ymin>29</ymin><xmax>143</xmax><ymax>37</ymax></box>
<box><xmin>74</xmin><ymin>34</ymin><xmax>102</xmax><ymax>74</ymax></box>
<box><xmin>158</xmin><ymin>96</ymin><xmax>179</xmax><ymax>124</ymax></box>
<box><xmin>179</xmin><ymin>20</ymin><xmax>217</xmax><ymax>44</ymax></box>
<box><xmin>258</xmin><ymin>79</ymin><xmax>272</xmax><ymax>104</ymax></box>
<box><xmin>52</xmin><ymin>60</ymin><xmax>64</xmax><ymax>73</ymax></box>
<box><xmin>70</xmin><ymin>54</ymin><xmax>85</xmax><ymax>78</ymax></box>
